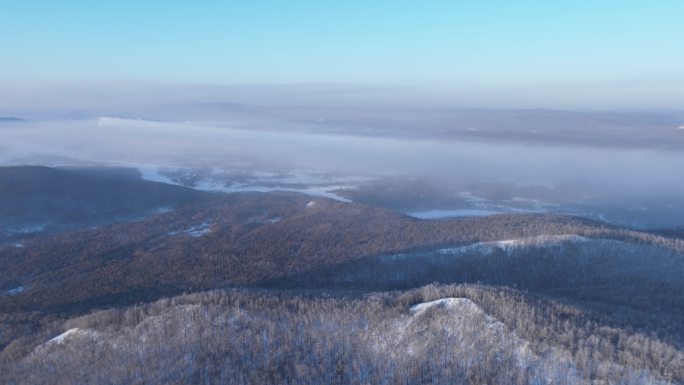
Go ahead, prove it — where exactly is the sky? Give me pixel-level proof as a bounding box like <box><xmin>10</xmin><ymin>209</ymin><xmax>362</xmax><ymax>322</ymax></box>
<box><xmin>1</xmin><ymin>1</ymin><xmax>684</xmax><ymax>108</ymax></box>
<box><xmin>2</xmin><ymin>1</ymin><xmax>684</xmax><ymax>227</ymax></box>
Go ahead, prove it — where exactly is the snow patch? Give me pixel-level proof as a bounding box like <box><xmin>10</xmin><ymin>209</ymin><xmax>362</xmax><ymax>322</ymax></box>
<box><xmin>437</xmin><ymin>235</ymin><xmax>588</xmax><ymax>255</ymax></box>
<box><xmin>185</xmin><ymin>175</ymin><xmax>354</xmax><ymax>202</ymax></box>
<box><xmin>153</xmin><ymin>207</ymin><xmax>173</xmax><ymax>214</ymax></box>
<box><xmin>409</xmin><ymin>209</ymin><xmax>500</xmax><ymax>219</ymax></box>
<box><xmin>6</xmin><ymin>224</ymin><xmax>46</xmax><ymax>235</ymax></box>
<box><xmin>4</xmin><ymin>286</ymin><xmax>26</xmax><ymax>295</ymax></box>
<box><xmin>410</xmin><ymin>297</ymin><xmax>483</xmax><ymax>315</ymax></box>
<box><xmin>219</xmin><ymin>183</ymin><xmax>352</xmax><ymax>202</ymax></box>
<box><xmin>48</xmin><ymin>329</ymin><xmax>81</xmax><ymax>344</ymax></box>
<box><xmin>127</xmin><ymin>164</ymin><xmax>357</xmax><ymax>202</ymax></box>
<box><xmin>137</xmin><ymin>165</ymin><xmax>179</xmax><ymax>185</ymax></box>
<box><xmin>168</xmin><ymin>222</ymin><xmax>212</xmax><ymax>237</ymax></box>
<box><xmin>184</xmin><ymin>222</ymin><xmax>212</xmax><ymax>237</ymax></box>
<box><xmin>305</xmin><ymin>201</ymin><xmax>317</xmax><ymax>209</ymax></box>
<box><xmin>46</xmin><ymin>328</ymin><xmax>98</xmax><ymax>345</ymax></box>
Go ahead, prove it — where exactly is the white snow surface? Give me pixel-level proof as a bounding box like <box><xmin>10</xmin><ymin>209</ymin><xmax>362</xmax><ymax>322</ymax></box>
<box><xmin>436</xmin><ymin>234</ymin><xmax>588</xmax><ymax>256</ymax></box>
<box><xmin>409</xmin><ymin>209</ymin><xmax>501</xmax><ymax>219</ymax></box>
<box><xmin>46</xmin><ymin>328</ymin><xmax>97</xmax><ymax>345</ymax></box>
<box><xmin>185</xmin><ymin>223</ymin><xmax>212</xmax><ymax>237</ymax></box>
<box><xmin>167</xmin><ymin>222</ymin><xmax>213</xmax><ymax>237</ymax></box>
<box><xmin>135</xmin><ymin>165</ymin><xmax>355</xmax><ymax>202</ymax></box>
<box><xmin>409</xmin><ymin>297</ymin><xmax>483</xmax><ymax>315</ymax></box>
<box><xmin>4</xmin><ymin>286</ymin><xmax>26</xmax><ymax>295</ymax></box>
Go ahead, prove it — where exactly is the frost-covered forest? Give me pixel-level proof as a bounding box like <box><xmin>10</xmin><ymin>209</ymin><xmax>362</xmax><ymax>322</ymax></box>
<box><xmin>2</xmin><ymin>167</ymin><xmax>684</xmax><ymax>385</ymax></box>
<box><xmin>6</xmin><ymin>285</ymin><xmax>683</xmax><ymax>385</ymax></box>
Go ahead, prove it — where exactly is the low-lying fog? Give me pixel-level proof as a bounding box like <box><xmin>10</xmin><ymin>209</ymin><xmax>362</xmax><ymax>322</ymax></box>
<box><xmin>2</xmin><ymin>88</ymin><xmax>684</xmax><ymax>229</ymax></box>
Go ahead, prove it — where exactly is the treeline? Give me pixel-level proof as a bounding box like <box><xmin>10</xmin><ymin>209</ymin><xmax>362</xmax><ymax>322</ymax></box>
<box><xmin>3</xmin><ymin>284</ymin><xmax>682</xmax><ymax>384</ymax></box>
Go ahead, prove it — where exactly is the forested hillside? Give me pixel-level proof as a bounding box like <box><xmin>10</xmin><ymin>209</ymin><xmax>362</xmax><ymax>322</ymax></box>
<box><xmin>2</xmin><ymin>167</ymin><xmax>683</xmax><ymax>384</ymax></box>
<box><xmin>4</xmin><ymin>191</ymin><xmax>681</xmax><ymax>314</ymax></box>
<box><xmin>4</xmin><ymin>285</ymin><xmax>683</xmax><ymax>385</ymax></box>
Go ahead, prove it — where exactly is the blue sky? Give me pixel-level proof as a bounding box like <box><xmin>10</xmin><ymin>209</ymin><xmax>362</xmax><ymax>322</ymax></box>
<box><xmin>1</xmin><ymin>1</ymin><xmax>683</xmax><ymax>107</ymax></box>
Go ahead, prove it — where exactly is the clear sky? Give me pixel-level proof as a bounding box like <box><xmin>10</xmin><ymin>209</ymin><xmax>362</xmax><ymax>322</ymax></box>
<box><xmin>2</xmin><ymin>1</ymin><xmax>684</xmax><ymax>107</ymax></box>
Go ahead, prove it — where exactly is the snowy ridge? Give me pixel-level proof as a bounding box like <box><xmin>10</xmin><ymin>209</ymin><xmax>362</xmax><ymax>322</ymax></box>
<box><xmin>437</xmin><ymin>234</ymin><xmax>589</xmax><ymax>256</ymax></box>
<box><xmin>371</xmin><ymin>296</ymin><xmax>541</xmax><ymax>374</ymax></box>
<box><xmin>45</xmin><ymin>328</ymin><xmax>99</xmax><ymax>345</ymax></box>
<box><xmin>409</xmin><ymin>297</ymin><xmax>482</xmax><ymax>315</ymax></box>
<box><xmin>400</xmin><ymin>298</ymin><xmax>591</xmax><ymax>379</ymax></box>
